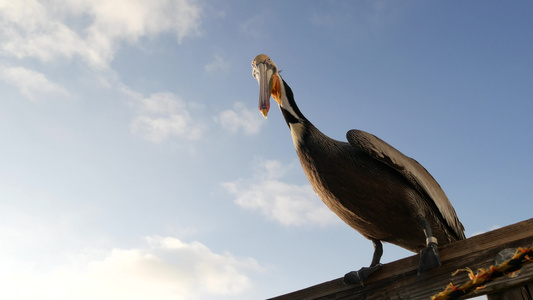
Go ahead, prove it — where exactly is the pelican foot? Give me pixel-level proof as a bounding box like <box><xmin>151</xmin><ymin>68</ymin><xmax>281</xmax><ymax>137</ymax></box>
<box><xmin>418</xmin><ymin>243</ymin><xmax>441</xmax><ymax>274</ymax></box>
<box><xmin>343</xmin><ymin>264</ymin><xmax>382</xmax><ymax>286</ymax></box>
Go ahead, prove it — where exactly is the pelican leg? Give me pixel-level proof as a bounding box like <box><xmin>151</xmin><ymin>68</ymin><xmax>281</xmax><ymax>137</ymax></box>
<box><xmin>343</xmin><ymin>239</ymin><xmax>383</xmax><ymax>286</ymax></box>
<box><xmin>418</xmin><ymin>216</ymin><xmax>441</xmax><ymax>274</ymax></box>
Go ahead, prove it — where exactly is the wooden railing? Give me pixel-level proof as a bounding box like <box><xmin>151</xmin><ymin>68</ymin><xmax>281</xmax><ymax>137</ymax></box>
<box><xmin>269</xmin><ymin>218</ymin><xmax>533</xmax><ymax>300</ymax></box>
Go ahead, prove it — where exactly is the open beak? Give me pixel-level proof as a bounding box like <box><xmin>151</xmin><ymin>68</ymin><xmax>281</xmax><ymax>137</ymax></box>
<box><xmin>253</xmin><ymin>62</ymin><xmax>272</xmax><ymax>118</ymax></box>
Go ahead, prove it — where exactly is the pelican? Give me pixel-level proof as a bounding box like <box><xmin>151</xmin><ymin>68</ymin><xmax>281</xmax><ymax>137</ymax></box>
<box><xmin>251</xmin><ymin>54</ymin><xmax>465</xmax><ymax>284</ymax></box>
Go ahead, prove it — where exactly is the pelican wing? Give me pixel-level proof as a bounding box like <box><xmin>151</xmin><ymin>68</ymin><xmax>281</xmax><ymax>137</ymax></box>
<box><xmin>346</xmin><ymin>129</ymin><xmax>465</xmax><ymax>240</ymax></box>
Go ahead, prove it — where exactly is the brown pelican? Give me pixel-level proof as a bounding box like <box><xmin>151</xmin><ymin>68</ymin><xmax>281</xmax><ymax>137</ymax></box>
<box><xmin>251</xmin><ymin>54</ymin><xmax>465</xmax><ymax>284</ymax></box>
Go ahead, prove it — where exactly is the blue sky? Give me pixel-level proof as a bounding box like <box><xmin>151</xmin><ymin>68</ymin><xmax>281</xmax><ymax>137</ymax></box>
<box><xmin>1</xmin><ymin>1</ymin><xmax>532</xmax><ymax>299</ymax></box>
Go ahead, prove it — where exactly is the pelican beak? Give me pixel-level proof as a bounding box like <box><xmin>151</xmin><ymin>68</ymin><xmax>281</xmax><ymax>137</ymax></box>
<box><xmin>252</xmin><ymin>55</ymin><xmax>276</xmax><ymax>118</ymax></box>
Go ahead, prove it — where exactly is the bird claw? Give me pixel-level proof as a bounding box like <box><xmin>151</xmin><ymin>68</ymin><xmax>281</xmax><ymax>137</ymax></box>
<box><xmin>418</xmin><ymin>242</ymin><xmax>441</xmax><ymax>274</ymax></box>
<box><xmin>343</xmin><ymin>264</ymin><xmax>383</xmax><ymax>286</ymax></box>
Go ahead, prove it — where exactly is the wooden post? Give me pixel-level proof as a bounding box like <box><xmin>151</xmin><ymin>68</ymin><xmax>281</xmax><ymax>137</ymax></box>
<box><xmin>268</xmin><ymin>218</ymin><xmax>533</xmax><ymax>300</ymax></box>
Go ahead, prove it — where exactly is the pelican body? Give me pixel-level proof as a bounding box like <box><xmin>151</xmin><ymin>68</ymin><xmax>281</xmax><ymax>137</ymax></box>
<box><xmin>252</xmin><ymin>54</ymin><xmax>465</xmax><ymax>284</ymax></box>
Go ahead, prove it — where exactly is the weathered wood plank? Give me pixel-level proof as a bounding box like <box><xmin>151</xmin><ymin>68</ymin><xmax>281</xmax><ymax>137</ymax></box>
<box><xmin>268</xmin><ymin>218</ymin><xmax>533</xmax><ymax>300</ymax></box>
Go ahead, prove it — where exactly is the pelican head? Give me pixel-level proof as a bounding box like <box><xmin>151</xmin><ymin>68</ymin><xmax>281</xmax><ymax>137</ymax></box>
<box><xmin>252</xmin><ymin>54</ymin><xmax>281</xmax><ymax>118</ymax></box>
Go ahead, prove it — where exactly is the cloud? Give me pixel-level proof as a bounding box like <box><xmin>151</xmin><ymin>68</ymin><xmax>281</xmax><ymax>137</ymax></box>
<box><xmin>216</xmin><ymin>102</ymin><xmax>263</xmax><ymax>135</ymax></box>
<box><xmin>239</xmin><ymin>11</ymin><xmax>272</xmax><ymax>38</ymax></box>
<box><xmin>223</xmin><ymin>159</ymin><xmax>340</xmax><ymax>227</ymax></box>
<box><xmin>130</xmin><ymin>92</ymin><xmax>206</xmax><ymax>143</ymax></box>
<box><xmin>471</xmin><ymin>224</ymin><xmax>501</xmax><ymax>237</ymax></box>
<box><xmin>0</xmin><ymin>0</ymin><xmax>203</xmax><ymax>70</ymax></box>
<box><xmin>205</xmin><ymin>54</ymin><xmax>231</xmax><ymax>74</ymax></box>
<box><xmin>0</xmin><ymin>0</ymin><xmax>84</xmax><ymax>62</ymax></box>
<box><xmin>0</xmin><ymin>236</ymin><xmax>262</xmax><ymax>300</ymax></box>
<box><xmin>0</xmin><ymin>65</ymin><xmax>69</xmax><ymax>101</ymax></box>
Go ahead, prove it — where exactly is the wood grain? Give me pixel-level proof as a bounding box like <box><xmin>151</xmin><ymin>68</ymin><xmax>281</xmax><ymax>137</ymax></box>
<box><xmin>268</xmin><ymin>218</ymin><xmax>533</xmax><ymax>300</ymax></box>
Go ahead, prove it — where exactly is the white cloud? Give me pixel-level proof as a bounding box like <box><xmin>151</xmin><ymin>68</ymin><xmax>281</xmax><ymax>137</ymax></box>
<box><xmin>131</xmin><ymin>92</ymin><xmax>206</xmax><ymax>143</ymax></box>
<box><xmin>0</xmin><ymin>0</ymin><xmax>83</xmax><ymax>62</ymax></box>
<box><xmin>0</xmin><ymin>0</ymin><xmax>203</xmax><ymax>70</ymax></box>
<box><xmin>217</xmin><ymin>102</ymin><xmax>263</xmax><ymax>135</ymax></box>
<box><xmin>205</xmin><ymin>54</ymin><xmax>230</xmax><ymax>74</ymax></box>
<box><xmin>239</xmin><ymin>11</ymin><xmax>272</xmax><ymax>38</ymax></box>
<box><xmin>471</xmin><ymin>224</ymin><xmax>501</xmax><ymax>237</ymax></box>
<box><xmin>223</xmin><ymin>159</ymin><xmax>340</xmax><ymax>227</ymax></box>
<box><xmin>0</xmin><ymin>65</ymin><xmax>69</xmax><ymax>101</ymax></box>
<box><xmin>0</xmin><ymin>236</ymin><xmax>263</xmax><ymax>300</ymax></box>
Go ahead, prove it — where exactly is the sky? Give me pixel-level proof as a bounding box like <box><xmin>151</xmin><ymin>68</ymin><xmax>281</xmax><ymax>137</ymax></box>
<box><xmin>0</xmin><ymin>1</ymin><xmax>532</xmax><ymax>299</ymax></box>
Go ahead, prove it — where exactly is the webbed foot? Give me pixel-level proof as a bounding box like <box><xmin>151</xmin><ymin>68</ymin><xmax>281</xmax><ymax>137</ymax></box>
<box><xmin>343</xmin><ymin>263</ymin><xmax>383</xmax><ymax>286</ymax></box>
<box><xmin>418</xmin><ymin>242</ymin><xmax>441</xmax><ymax>274</ymax></box>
